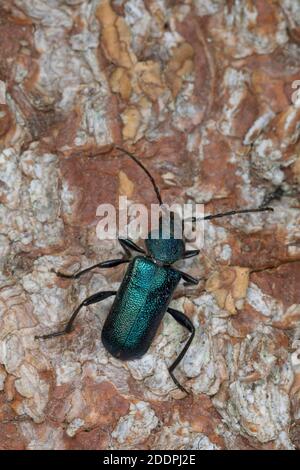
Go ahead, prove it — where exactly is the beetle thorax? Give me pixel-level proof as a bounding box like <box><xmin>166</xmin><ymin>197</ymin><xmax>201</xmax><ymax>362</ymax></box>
<box><xmin>145</xmin><ymin>212</ymin><xmax>185</xmax><ymax>264</ymax></box>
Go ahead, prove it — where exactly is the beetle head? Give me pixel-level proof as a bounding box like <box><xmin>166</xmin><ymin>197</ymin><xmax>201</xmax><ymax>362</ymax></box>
<box><xmin>145</xmin><ymin>211</ymin><xmax>185</xmax><ymax>264</ymax></box>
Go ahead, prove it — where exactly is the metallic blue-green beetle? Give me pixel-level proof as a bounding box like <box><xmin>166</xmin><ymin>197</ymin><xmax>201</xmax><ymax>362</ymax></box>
<box><xmin>36</xmin><ymin>147</ymin><xmax>272</xmax><ymax>393</ymax></box>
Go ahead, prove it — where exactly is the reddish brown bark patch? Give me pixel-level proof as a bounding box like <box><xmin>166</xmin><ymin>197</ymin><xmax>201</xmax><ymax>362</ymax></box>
<box><xmin>59</xmin><ymin>154</ymin><xmax>119</xmax><ymax>226</ymax></box>
<box><xmin>251</xmin><ymin>261</ymin><xmax>300</xmax><ymax>308</ymax></box>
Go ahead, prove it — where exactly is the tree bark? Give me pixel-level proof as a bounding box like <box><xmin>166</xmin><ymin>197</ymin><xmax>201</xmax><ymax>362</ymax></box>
<box><xmin>0</xmin><ymin>0</ymin><xmax>299</xmax><ymax>450</ymax></box>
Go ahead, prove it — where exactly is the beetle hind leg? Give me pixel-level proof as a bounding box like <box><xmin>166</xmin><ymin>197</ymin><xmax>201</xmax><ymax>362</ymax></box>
<box><xmin>35</xmin><ymin>290</ymin><xmax>116</xmax><ymax>340</ymax></box>
<box><xmin>167</xmin><ymin>307</ymin><xmax>195</xmax><ymax>394</ymax></box>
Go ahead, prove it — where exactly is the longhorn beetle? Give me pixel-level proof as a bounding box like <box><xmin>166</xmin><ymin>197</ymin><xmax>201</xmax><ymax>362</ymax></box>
<box><xmin>35</xmin><ymin>146</ymin><xmax>272</xmax><ymax>393</ymax></box>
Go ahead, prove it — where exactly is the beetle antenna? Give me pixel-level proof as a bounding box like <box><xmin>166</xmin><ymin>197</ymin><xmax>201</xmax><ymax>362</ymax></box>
<box><xmin>116</xmin><ymin>146</ymin><xmax>163</xmax><ymax>206</ymax></box>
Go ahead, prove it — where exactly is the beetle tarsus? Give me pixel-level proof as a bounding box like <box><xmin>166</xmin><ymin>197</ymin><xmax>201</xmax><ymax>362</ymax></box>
<box><xmin>55</xmin><ymin>270</ymin><xmax>77</xmax><ymax>279</ymax></box>
<box><xmin>168</xmin><ymin>369</ymin><xmax>189</xmax><ymax>394</ymax></box>
<box><xmin>35</xmin><ymin>329</ymin><xmax>71</xmax><ymax>340</ymax></box>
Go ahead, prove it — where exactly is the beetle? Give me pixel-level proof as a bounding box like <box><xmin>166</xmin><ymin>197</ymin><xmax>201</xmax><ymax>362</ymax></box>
<box><xmin>35</xmin><ymin>146</ymin><xmax>272</xmax><ymax>393</ymax></box>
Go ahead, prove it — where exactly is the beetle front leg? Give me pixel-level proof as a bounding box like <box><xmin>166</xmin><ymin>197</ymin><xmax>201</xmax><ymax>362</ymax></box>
<box><xmin>35</xmin><ymin>290</ymin><xmax>117</xmax><ymax>340</ymax></box>
<box><xmin>54</xmin><ymin>258</ymin><xmax>130</xmax><ymax>279</ymax></box>
<box><xmin>182</xmin><ymin>249</ymin><xmax>200</xmax><ymax>259</ymax></box>
<box><xmin>177</xmin><ymin>270</ymin><xmax>200</xmax><ymax>285</ymax></box>
<box><xmin>118</xmin><ymin>237</ymin><xmax>145</xmax><ymax>255</ymax></box>
<box><xmin>167</xmin><ymin>307</ymin><xmax>195</xmax><ymax>394</ymax></box>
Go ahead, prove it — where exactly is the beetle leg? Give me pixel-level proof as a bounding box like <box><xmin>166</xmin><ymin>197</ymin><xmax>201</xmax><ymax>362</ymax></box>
<box><xmin>118</xmin><ymin>238</ymin><xmax>145</xmax><ymax>255</ymax></box>
<box><xmin>35</xmin><ymin>290</ymin><xmax>117</xmax><ymax>340</ymax></box>
<box><xmin>178</xmin><ymin>270</ymin><xmax>199</xmax><ymax>285</ymax></box>
<box><xmin>118</xmin><ymin>239</ymin><xmax>131</xmax><ymax>258</ymax></box>
<box><xmin>167</xmin><ymin>307</ymin><xmax>195</xmax><ymax>394</ymax></box>
<box><xmin>54</xmin><ymin>258</ymin><xmax>130</xmax><ymax>279</ymax></box>
<box><xmin>182</xmin><ymin>249</ymin><xmax>200</xmax><ymax>259</ymax></box>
